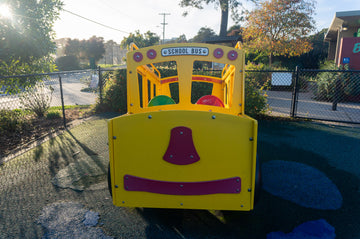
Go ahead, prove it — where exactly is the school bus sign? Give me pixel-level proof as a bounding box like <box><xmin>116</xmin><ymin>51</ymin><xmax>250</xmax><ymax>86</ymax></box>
<box><xmin>338</xmin><ymin>37</ymin><xmax>360</xmax><ymax>70</ymax></box>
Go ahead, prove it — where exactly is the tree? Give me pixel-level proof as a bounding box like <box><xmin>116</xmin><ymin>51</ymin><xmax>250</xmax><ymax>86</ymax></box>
<box><xmin>179</xmin><ymin>0</ymin><xmax>245</xmax><ymax>37</ymax></box>
<box><xmin>64</xmin><ymin>38</ymin><xmax>86</xmax><ymax>61</ymax></box>
<box><xmin>243</xmin><ymin>0</ymin><xmax>315</xmax><ymax>66</ymax></box>
<box><xmin>85</xmin><ymin>36</ymin><xmax>105</xmax><ymax>64</ymax></box>
<box><xmin>0</xmin><ymin>0</ymin><xmax>63</xmax><ymax>77</ymax></box>
<box><xmin>190</xmin><ymin>27</ymin><xmax>217</xmax><ymax>42</ymax></box>
<box><xmin>277</xmin><ymin>28</ymin><xmax>329</xmax><ymax>69</ymax></box>
<box><xmin>166</xmin><ymin>34</ymin><xmax>188</xmax><ymax>44</ymax></box>
<box><xmin>121</xmin><ymin>30</ymin><xmax>160</xmax><ymax>49</ymax></box>
<box><xmin>63</xmin><ymin>36</ymin><xmax>105</xmax><ymax>68</ymax></box>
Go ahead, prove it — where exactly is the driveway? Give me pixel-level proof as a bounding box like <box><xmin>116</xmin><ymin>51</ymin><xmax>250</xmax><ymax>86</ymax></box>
<box><xmin>0</xmin><ymin>72</ymin><xmax>97</xmax><ymax>110</ymax></box>
<box><xmin>0</xmin><ymin>114</ymin><xmax>359</xmax><ymax>238</ymax></box>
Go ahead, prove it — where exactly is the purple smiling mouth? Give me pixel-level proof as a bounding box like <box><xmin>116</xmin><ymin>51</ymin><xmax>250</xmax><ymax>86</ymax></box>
<box><xmin>124</xmin><ymin>175</ymin><xmax>241</xmax><ymax>195</ymax></box>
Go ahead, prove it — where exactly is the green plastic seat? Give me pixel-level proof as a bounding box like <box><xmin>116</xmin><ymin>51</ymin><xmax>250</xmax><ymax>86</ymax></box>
<box><xmin>148</xmin><ymin>95</ymin><xmax>176</xmax><ymax>107</ymax></box>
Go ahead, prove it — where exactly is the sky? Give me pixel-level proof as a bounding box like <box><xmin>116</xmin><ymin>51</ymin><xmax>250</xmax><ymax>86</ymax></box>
<box><xmin>53</xmin><ymin>0</ymin><xmax>360</xmax><ymax>43</ymax></box>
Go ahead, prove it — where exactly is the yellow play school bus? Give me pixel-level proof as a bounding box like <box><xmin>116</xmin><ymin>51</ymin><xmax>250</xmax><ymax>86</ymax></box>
<box><xmin>108</xmin><ymin>42</ymin><xmax>259</xmax><ymax>211</ymax></box>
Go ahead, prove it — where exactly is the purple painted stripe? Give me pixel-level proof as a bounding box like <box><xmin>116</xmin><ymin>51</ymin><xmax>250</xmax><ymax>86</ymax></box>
<box><xmin>124</xmin><ymin>175</ymin><xmax>241</xmax><ymax>195</ymax></box>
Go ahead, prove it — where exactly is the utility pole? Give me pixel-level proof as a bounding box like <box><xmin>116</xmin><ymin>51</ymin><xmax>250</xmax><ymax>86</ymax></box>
<box><xmin>159</xmin><ymin>13</ymin><xmax>170</xmax><ymax>44</ymax></box>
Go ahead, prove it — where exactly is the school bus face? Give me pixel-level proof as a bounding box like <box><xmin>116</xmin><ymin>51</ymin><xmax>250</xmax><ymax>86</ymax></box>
<box><xmin>108</xmin><ymin>43</ymin><xmax>258</xmax><ymax>211</ymax></box>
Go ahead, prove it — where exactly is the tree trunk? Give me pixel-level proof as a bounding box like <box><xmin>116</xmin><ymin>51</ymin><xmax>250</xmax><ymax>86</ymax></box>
<box><xmin>269</xmin><ymin>52</ymin><xmax>273</xmax><ymax>67</ymax></box>
<box><xmin>219</xmin><ymin>0</ymin><xmax>229</xmax><ymax>37</ymax></box>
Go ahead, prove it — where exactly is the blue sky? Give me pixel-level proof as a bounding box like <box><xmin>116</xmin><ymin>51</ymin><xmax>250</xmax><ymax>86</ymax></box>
<box><xmin>53</xmin><ymin>0</ymin><xmax>360</xmax><ymax>42</ymax></box>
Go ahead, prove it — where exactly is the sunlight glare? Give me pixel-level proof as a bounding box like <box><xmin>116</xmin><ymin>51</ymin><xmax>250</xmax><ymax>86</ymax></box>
<box><xmin>0</xmin><ymin>4</ymin><xmax>12</xmax><ymax>19</ymax></box>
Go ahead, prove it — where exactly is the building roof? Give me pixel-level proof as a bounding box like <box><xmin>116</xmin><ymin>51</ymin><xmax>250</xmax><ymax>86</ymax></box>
<box><xmin>324</xmin><ymin>10</ymin><xmax>360</xmax><ymax>41</ymax></box>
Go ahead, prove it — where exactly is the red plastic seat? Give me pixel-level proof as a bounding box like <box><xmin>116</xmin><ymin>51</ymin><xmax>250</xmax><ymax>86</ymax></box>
<box><xmin>196</xmin><ymin>95</ymin><xmax>224</xmax><ymax>107</ymax></box>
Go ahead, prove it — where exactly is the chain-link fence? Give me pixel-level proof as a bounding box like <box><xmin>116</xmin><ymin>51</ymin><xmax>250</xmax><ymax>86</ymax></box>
<box><xmin>296</xmin><ymin>69</ymin><xmax>360</xmax><ymax>123</ymax></box>
<box><xmin>248</xmin><ymin>68</ymin><xmax>360</xmax><ymax>124</ymax></box>
<box><xmin>0</xmin><ymin>69</ymin><xmax>99</xmax><ymax>125</ymax></box>
<box><xmin>1</xmin><ymin>67</ymin><xmax>359</xmax><ymax>126</ymax></box>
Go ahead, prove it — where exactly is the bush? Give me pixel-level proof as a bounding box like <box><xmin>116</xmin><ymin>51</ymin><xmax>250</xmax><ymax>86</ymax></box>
<box><xmin>46</xmin><ymin>111</ymin><xmax>61</xmax><ymax>119</ymax></box>
<box><xmin>245</xmin><ymin>62</ymin><xmax>272</xmax><ymax>89</ymax></box>
<box><xmin>56</xmin><ymin>55</ymin><xmax>80</xmax><ymax>71</ymax></box>
<box><xmin>98</xmin><ymin>67</ymin><xmax>267</xmax><ymax>117</ymax></box>
<box><xmin>312</xmin><ymin>62</ymin><xmax>360</xmax><ymax>102</ymax></box>
<box><xmin>19</xmin><ymin>82</ymin><xmax>53</xmax><ymax>118</ymax></box>
<box><xmin>0</xmin><ymin>109</ymin><xmax>30</xmax><ymax>134</ymax></box>
<box><xmin>97</xmin><ymin>69</ymin><xmax>127</xmax><ymax>114</ymax></box>
<box><xmin>245</xmin><ymin>78</ymin><xmax>268</xmax><ymax>116</ymax></box>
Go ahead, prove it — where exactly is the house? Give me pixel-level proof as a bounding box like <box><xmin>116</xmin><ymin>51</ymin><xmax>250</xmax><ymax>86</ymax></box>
<box><xmin>324</xmin><ymin>10</ymin><xmax>360</xmax><ymax>70</ymax></box>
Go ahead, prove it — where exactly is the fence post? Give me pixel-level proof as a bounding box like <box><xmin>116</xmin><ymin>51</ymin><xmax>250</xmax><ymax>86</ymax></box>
<box><xmin>58</xmin><ymin>74</ymin><xmax>66</xmax><ymax>129</ymax></box>
<box><xmin>290</xmin><ymin>66</ymin><xmax>300</xmax><ymax>117</ymax></box>
<box><xmin>332</xmin><ymin>68</ymin><xmax>344</xmax><ymax>111</ymax></box>
<box><xmin>98</xmin><ymin>66</ymin><xmax>103</xmax><ymax>104</ymax></box>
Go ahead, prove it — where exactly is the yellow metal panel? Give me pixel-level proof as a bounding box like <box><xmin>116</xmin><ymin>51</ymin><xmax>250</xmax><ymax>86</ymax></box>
<box><xmin>109</xmin><ymin>110</ymin><xmax>257</xmax><ymax>211</ymax></box>
<box><xmin>126</xmin><ymin>43</ymin><xmax>245</xmax><ymax>116</ymax></box>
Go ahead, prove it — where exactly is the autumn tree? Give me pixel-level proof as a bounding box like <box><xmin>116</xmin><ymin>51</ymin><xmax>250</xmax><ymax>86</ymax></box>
<box><xmin>243</xmin><ymin>0</ymin><xmax>316</xmax><ymax>66</ymax></box>
<box><xmin>179</xmin><ymin>0</ymin><xmax>245</xmax><ymax>37</ymax></box>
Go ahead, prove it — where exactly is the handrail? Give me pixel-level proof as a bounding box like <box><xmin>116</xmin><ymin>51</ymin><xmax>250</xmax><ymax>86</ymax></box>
<box><xmin>130</xmin><ymin>42</ymin><xmax>161</xmax><ymax>78</ymax></box>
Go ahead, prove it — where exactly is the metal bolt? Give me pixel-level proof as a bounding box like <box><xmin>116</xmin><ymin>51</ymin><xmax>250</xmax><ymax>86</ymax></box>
<box><xmin>236</xmin><ymin>179</ymin><xmax>240</xmax><ymax>182</ymax></box>
<box><xmin>180</xmin><ymin>185</ymin><xmax>183</xmax><ymax>188</ymax></box>
<box><xmin>236</xmin><ymin>189</ymin><xmax>240</xmax><ymax>192</ymax></box>
<box><xmin>248</xmin><ymin>188</ymin><xmax>252</xmax><ymax>192</ymax></box>
<box><xmin>122</xmin><ymin>201</ymin><xmax>125</xmax><ymax>204</ymax></box>
<box><xmin>241</xmin><ymin>205</ymin><xmax>244</xmax><ymax>207</ymax></box>
<box><xmin>125</xmin><ymin>177</ymin><xmax>128</xmax><ymax>180</ymax></box>
<box><xmin>239</xmin><ymin>103</ymin><xmax>242</xmax><ymax>106</ymax></box>
<box><xmin>249</xmin><ymin>137</ymin><xmax>253</xmax><ymax>141</ymax></box>
<box><xmin>190</xmin><ymin>155</ymin><xmax>194</xmax><ymax>159</ymax></box>
<box><xmin>148</xmin><ymin>115</ymin><xmax>152</xmax><ymax>119</ymax></box>
<box><xmin>113</xmin><ymin>136</ymin><xmax>117</xmax><ymax>139</ymax></box>
<box><xmin>115</xmin><ymin>185</ymin><xmax>119</xmax><ymax>188</ymax></box>
<box><xmin>180</xmin><ymin>131</ymin><xmax>183</xmax><ymax>135</ymax></box>
<box><xmin>130</xmin><ymin>103</ymin><xmax>134</xmax><ymax>106</ymax></box>
<box><xmin>239</xmin><ymin>70</ymin><xmax>243</xmax><ymax>73</ymax></box>
<box><xmin>212</xmin><ymin>115</ymin><xmax>216</xmax><ymax>119</ymax></box>
<box><xmin>180</xmin><ymin>203</ymin><xmax>183</xmax><ymax>206</ymax></box>
<box><xmin>129</xmin><ymin>71</ymin><xmax>132</xmax><ymax>74</ymax></box>
<box><xmin>170</xmin><ymin>155</ymin><xmax>173</xmax><ymax>158</ymax></box>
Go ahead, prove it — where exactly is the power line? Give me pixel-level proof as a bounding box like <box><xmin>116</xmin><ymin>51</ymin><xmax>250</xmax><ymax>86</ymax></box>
<box><xmin>63</xmin><ymin>9</ymin><xmax>129</xmax><ymax>34</ymax></box>
<box><xmin>159</xmin><ymin>13</ymin><xmax>170</xmax><ymax>44</ymax></box>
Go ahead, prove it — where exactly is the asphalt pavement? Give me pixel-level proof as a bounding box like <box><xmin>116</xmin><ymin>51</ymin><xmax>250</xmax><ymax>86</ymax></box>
<box><xmin>0</xmin><ymin>114</ymin><xmax>359</xmax><ymax>238</ymax></box>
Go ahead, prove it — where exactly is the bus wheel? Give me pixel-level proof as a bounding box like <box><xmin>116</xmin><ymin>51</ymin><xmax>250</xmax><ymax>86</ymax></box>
<box><xmin>254</xmin><ymin>157</ymin><xmax>262</xmax><ymax>205</ymax></box>
<box><xmin>108</xmin><ymin>163</ymin><xmax>112</xmax><ymax>198</ymax></box>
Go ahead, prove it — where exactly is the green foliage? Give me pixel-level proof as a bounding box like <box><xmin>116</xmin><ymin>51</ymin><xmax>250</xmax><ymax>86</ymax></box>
<box><xmin>179</xmin><ymin>0</ymin><xmax>245</xmax><ymax>36</ymax></box>
<box><xmin>64</xmin><ymin>36</ymin><xmax>105</xmax><ymax>66</ymax></box>
<box><xmin>19</xmin><ymin>82</ymin><xmax>54</xmax><ymax>118</ymax></box>
<box><xmin>0</xmin><ymin>109</ymin><xmax>30</xmax><ymax>134</ymax></box>
<box><xmin>245</xmin><ymin>62</ymin><xmax>271</xmax><ymax>88</ymax></box>
<box><xmin>245</xmin><ymin>78</ymin><xmax>268</xmax><ymax>116</ymax></box>
<box><xmin>0</xmin><ymin>0</ymin><xmax>62</xmax><ymax>76</ymax></box>
<box><xmin>97</xmin><ymin>69</ymin><xmax>127</xmax><ymax>114</ymax></box>
<box><xmin>314</xmin><ymin>62</ymin><xmax>360</xmax><ymax>102</ymax></box>
<box><xmin>56</xmin><ymin>55</ymin><xmax>81</xmax><ymax>71</ymax></box>
<box><xmin>46</xmin><ymin>111</ymin><xmax>61</xmax><ymax>119</ymax></box>
<box><xmin>244</xmin><ymin>62</ymin><xmax>269</xmax><ymax>116</ymax></box>
<box><xmin>190</xmin><ymin>27</ymin><xmax>217</xmax><ymax>43</ymax></box>
<box><xmin>99</xmin><ymin>65</ymin><xmax>267</xmax><ymax>116</ymax></box>
<box><xmin>276</xmin><ymin>28</ymin><xmax>329</xmax><ymax>69</ymax></box>
<box><xmin>121</xmin><ymin>30</ymin><xmax>160</xmax><ymax>49</ymax></box>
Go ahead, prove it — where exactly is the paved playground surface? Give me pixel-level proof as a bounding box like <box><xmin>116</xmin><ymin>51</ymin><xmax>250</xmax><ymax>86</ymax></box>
<box><xmin>0</xmin><ymin>114</ymin><xmax>359</xmax><ymax>238</ymax></box>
